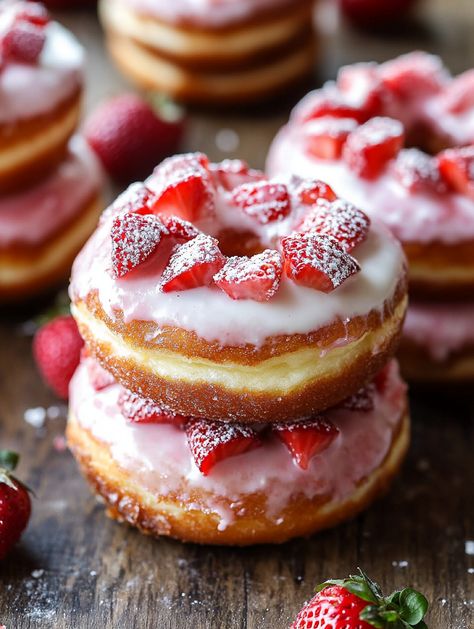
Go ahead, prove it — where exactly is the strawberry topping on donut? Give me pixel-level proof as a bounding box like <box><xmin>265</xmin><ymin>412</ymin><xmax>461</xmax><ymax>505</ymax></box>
<box><xmin>230</xmin><ymin>181</ymin><xmax>291</xmax><ymax>224</ymax></box>
<box><xmin>438</xmin><ymin>146</ymin><xmax>474</xmax><ymax>199</ymax></box>
<box><xmin>273</xmin><ymin>417</ymin><xmax>339</xmax><ymax>470</ymax></box>
<box><xmin>214</xmin><ymin>250</ymin><xmax>283</xmax><ymax>302</ymax></box>
<box><xmin>118</xmin><ymin>389</ymin><xmax>187</xmax><ymax>427</ymax></box>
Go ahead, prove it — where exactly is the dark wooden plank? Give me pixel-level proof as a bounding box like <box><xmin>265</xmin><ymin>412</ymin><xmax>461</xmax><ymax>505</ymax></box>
<box><xmin>1</xmin><ymin>5</ymin><xmax>474</xmax><ymax>628</ymax></box>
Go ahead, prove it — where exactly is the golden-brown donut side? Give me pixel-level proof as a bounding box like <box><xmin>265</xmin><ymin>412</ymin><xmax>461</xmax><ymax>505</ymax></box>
<box><xmin>0</xmin><ymin>194</ymin><xmax>102</xmax><ymax>301</ymax></box>
<box><xmin>0</xmin><ymin>90</ymin><xmax>81</xmax><ymax>195</ymax></box>
<box><xmin>105</xmin><ymin>32</ymin><xmax>316</xmax><ymax>105</ymax></box>
<box><xmin>72</xmin><ymin>293</ymin><xmax>407</xmax><ymax>422</ymax></box>
<box><xmin>66</xmin><ymin>409</ymin><xmax>409</xmax><ymax>546</ymax></box>
<box><xmin>404</xmin><ymin>239</ymin><xmax>474</xmax><ymax>299</ymax></box>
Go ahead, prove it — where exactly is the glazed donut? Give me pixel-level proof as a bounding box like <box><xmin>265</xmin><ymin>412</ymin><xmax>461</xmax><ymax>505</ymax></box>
<box><xmin>98</xmin><ymin>0</ymin><xmax>316</xmax><ymax>104</ymax></box>
<box><xmin>0</xmin><ymin>1</ymin><xmax>84</xmax><ymax>194</ymax></box>
<box><xmin>67</xmin><ymin>357</ymin><xmax>409</xmax><ymax>545</ymax></box>
<box><xmin>267</xmin><ymin>52</ymin><xmax>474</xmax><ymax>381</ymax></box>
<box><xmin>0</xmin><ymin>137</ymin><xmax>103</xmax><ymax>301</ymax></box>
<box><xmin>70</xmin><ymin>153</ymin><xmax>407</xmax><ymax>423</ymax></box>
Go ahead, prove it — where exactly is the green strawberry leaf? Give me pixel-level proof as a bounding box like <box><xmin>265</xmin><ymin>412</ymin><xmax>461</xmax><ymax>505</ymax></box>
<box><xmin>398</xmin><ymin>589</ymin><xmax>429</xmax><ymax>625</ymax></box>
<box><xmin>0</xmin><ymin>450</ymin><xmax>19</xmax><ymax>471</ymax></box>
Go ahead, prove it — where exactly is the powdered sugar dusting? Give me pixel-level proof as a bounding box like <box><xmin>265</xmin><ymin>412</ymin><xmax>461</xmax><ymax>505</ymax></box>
<box><xmin>111</xmin><ymin>213</ymin><xmax>167</xmax><ymax>278</ymax></box>
<box><xmin>214</xmin><ymin>250</ymin><xmax>283</xmax><ymax>301</ymax></box>
<box><xmin>231</xmin><ymin>181</ymin><xmax>291</xmax><ymax>224</ymax></box>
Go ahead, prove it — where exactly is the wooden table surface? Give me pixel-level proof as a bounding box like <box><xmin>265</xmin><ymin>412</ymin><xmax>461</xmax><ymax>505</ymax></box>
<box><xmin>1</xmin><ymin>3</ymin><xmax>474</xmax><ymax>628</ymax></box>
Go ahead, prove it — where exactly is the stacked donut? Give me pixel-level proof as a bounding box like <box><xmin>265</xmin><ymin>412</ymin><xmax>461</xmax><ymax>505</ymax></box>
<box><xmin>67</xmin><ymin>152</ymin><xmax>409</xmax><ymax>545</ymax></box>
<box><xmin>98</xmin><ymin>0</ymin><xmax>316</xmax><ymax>104</ymax></box>
<box><xmin>267</xmin><ymin>52</ymin><xmax>474</xmax><ymax>382</ymax></box>
<box><xmin>0</xmin><ymin>1</ymin><xmax>102</xmax><ymax>300</ymax></box>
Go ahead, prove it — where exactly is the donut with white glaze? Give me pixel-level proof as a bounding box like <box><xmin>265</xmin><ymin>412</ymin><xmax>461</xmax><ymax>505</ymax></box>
<box><xmin>0</xmin><ymin>1</ymin><xmax>84</xmax><ymax>193</ymax></box>
<box><xmin>67</xmin><ymin>357</ymin><xmax>409</xmax><ymax>545</ymax></box>
<box><xmin>70</xmin><ymin>153</ymin><xmax>407</xmax><ymax>422</ymax></box>
<box><xmin>0</xmin><ymin>137</ymin><xmax>103</xmax><ymax>301</ymax></box>
<box><xmin>98</xmin><ymin>0</ymin><xmax>315</xmax><ymax>104</ymax></box>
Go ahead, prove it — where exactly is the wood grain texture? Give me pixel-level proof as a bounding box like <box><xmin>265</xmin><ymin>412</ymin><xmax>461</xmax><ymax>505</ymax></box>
<box><xmin>1</xmin><ymin>3</ymin><xmax>474</xmax><ymax>627</ymax></box>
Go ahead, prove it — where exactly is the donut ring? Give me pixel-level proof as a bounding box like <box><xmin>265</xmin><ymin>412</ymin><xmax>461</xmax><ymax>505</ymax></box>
<box><xmin>70</xmin><ymin>154</ymin><xmax>407</xmax><ymax>422</ymax></box>
<box><xmin>67</xmin><ymin>358</ymin><xmax>409</xmax><ymax>546</ymax></box>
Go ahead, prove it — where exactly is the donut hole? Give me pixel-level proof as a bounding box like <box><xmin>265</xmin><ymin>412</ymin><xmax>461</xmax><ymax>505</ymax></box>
<box><xmin>216</xmin><ymin>228</ymin><xmax>267</xmax><ymax>257</ymax></box>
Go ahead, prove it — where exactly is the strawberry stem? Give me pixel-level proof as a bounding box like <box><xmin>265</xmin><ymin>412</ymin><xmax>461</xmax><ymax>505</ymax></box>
<box><xmin>0</xmin><ymin>450</ymin><xmax>19</xmax><ymax>472</ymax></box>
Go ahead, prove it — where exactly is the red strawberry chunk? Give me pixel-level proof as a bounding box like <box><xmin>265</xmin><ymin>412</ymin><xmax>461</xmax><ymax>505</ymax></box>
<box><xmin>343</xmin><ymin>117</ymin><xmax>404</xmax><ymax>179</ymax></box>
<box><xmin>111</xmin><ymin>213</ymin><xmax>168</xmax><ymax>278</ymax></box>
<box><xmin>148</xmin><ymin>153</ymin><xmax>214</xmax><ymax>221</ymax></box>
<box><xmin>214</xmin><ymin>249</ymin><xmax>283</xmax><ymax>302</ymax></box>
<box><xmin>394</xmin><ymin>148</ymin><xmax>446</xmax><ymax>193</ymax></box>
<box><xmin>438</xmin><ymin>146</ymin><xmax>474</xmax><ymax>199</ymax></box>
<box><xmin>340</xmin><ymin>383</ymin><xmax>375</xmax><ymax>412</ymax></box>
<box><xmin>231</xmin><ymin>181</ymin><xmax>291</xmax><ymax>224</ymax></box>
<box><xmin>118</xmin><ymin>389</ymin><xmax>187</xmax><ymax>426</ymax></box>
<box><xmin>298</xmin><ymin>199</ymin><xmax>370</xmax><ymax>252</ymax></box>
<box><xmin>210</xmin><ymin>159</ymin><xmax>265</xmax><ymax>191</ymax></box>
<box><xmin>295</xmin><ymin>87</ymin><xmax>370</xmax><ymax>124</ymax></box>
<box><xmin>441</xmin><ymin>69</ymin><xmax>474</xmax><ymax>114</ymax></box>
<box><xmin>304</xmin><ymin>117</ymin><xmax>358</xmax><ymax>160</ymax></box>
<box><xmin>15</xmin><ymin>3</ymin><xmax>50</xmax><ymax>27</ymax></box>
<box><xmin>379</xmin><ymin>52</ymin><xmax>447</xmax><ymax>101</ymax></box>
<box><xmin>160</xmin><ymin>234</ymin><xmax>225</xmax><ymax>292</ymax></box>
<box><xmin>186</xmin><ymin>419</ymin><xmax>262</xmax><ymax>475</ymax></box>
<box><xmin>291</xmin><ymin>177</ymin><xmax>337</xmax><ymax>206</ymax></box>
<box><xmin>86</xmin><ymin>360</ymin><xmax>115</xmax><ymax>391</ymax></box>
<box><xmin>160</xmin><ymin>215</ymin><xmax>201</xmax><ymax>242</ymax></box>
<box><xmin>281</xmin><ymin>233</ymin><xmax>360</xmax><ymax>292</ymax></box>
<box><xmin>274</xmin><ymin>416</ymin><xmax>339</xmax><ymax>470</ymax></box>
<box><xmin>2</xmin><ymin>24</ymin><xmax>46</xmax><ymax>64</ymax></box>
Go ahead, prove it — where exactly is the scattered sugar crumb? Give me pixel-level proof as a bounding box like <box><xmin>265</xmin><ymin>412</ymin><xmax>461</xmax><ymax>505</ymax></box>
<box><xmin>465</xmin><ymin>541</ymin><xmax>474</xmax><ymax>555</ymax></box>
<box><xmin>215</xmin><ymin>129</ymin><xmax>239</xmax><ymax>153</ymax></box>
<box><xmin>468</xmin><ymin>568</ymin><xmax>474</xmax><ymax>574</ymax></box>
<box><xmin>24</xmin><ymin>407</ymin><xmax>46</xmax><ymax>428</ymax></box>
<box><xmin>392</xmin><ymin>560</ymin><xmax>409</xmax><ymax>568</ymax></box>
<box><xmin>89</xmin><ymin>570</ymin><xmax>97</xmax><ymax>577</ymax></box>
<box><xmin>31</xmin><ymin>569</ymin><xmax>44</xmax><ymax>579</ymax></box>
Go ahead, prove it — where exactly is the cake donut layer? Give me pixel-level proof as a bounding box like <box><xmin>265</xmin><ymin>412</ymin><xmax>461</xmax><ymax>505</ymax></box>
<box><xmin>67</xmin><ymin>358</ymin><xmax>410</xmax><ymax>545</ymax></box>
<box><xmin>70</xmin><ymin>158</ymin><xmax>407</xmax><ymax>422</ymax></box>
<box><xmin>0</xmin><ymin>3</ymin><xmax>84</xmax><ymax>193</ymax></box>
<box><xmin>399</xmin><ymin>303</ymin><xmax>474</xmax><ymax>382</ymax></box>
<box><xmin>0</xmin><ymin>137</ymin><xmax>103</xmax><ymax>300</ymax></box>
<box><xmin>99</xmin><ymin>0</ymin><xmax>315</xmax><ymax>103</ymax></box>
<box><xmin>267</xmin><ymin>140</ymin><xmax>474</xmax><ymax>297</ymax></box>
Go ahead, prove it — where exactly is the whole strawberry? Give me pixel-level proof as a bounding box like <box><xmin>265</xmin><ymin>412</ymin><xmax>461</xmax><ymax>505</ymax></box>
<box><xmin>0</xmin><ymin>451</ymin><xmax>32</xmax><ymax>560</ymax></box>
<box><xmin>291</xmin><ymin>569</ymin><xmax>428</xmax><ymax>629</ymax></box>
<box><xmin>33</xmin><ymin>314</ymin><xmax>84</xmax><ymax>399</ymax></box>
<box><xmin>84</xmin><ymin>94</ymin><xmax>185</xmax><ymax>184</ymax></box>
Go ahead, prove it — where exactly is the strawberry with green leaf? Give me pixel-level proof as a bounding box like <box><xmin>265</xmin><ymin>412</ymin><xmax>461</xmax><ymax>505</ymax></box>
<box><xmin>291</xmin><ymin>568</ymin><xmax>429</xmax><ymax>628</ymax></box>
<box><xmin>0</xmin><ymin>451</ymin><xmax>32</xmax><ymax>560</ymax></box>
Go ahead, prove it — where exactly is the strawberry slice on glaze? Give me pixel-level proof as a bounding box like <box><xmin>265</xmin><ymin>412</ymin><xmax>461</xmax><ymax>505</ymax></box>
<box><xmin>214</xmin><ymin>249</ymin><xmax>283</xmax><ymax>302</ymax></box>
<box><xmin>186</xmin><ymin>419</ymin><xmax>262</xmax><ymax>475</ymax></box>
<box><xmin>118</xmin><ymin>389</ymin><xmax>187</xmax><ymax>426</ymax></box>
<box><xmin>305</xmin><ymin>117</ymin><xmax>358</xmax><ymax>160</ymax></box>
<box><xmin>281</xmin><ymin>232</ymin><xmax>360</xmax><ymax>292</ymax></box>
<box><xmin>160</xmin><ymin>234</ymin><xmax>225</xmax><ymax>292</ymax></box>
<box><xmin>273</xmin><ymin>416</ymin><xmax>339</xmax><ymax>470</ymax></box>
<box><xmin>438</xmin><ymin>146</ymin><xmax>474</xmax><ymax>199</ymax></box>
<box><xmin>230</xmin><ymin>181</ymin><xmax>291</xmax><ymax>224</ymax></box>
<box><xmin>291</xmin><ymin>177</ymin><xmax>337</xmax><ymax>206</ymax></box>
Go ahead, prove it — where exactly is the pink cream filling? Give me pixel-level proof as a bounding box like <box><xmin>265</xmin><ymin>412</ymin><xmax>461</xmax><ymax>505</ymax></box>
<box><xmin>403</xmin><ymin>303</ymin><xmax>474</xmax><ymax>361</ymax></box>
<box><xmin>0</xmin><ymin>136</ymin><xmax>102</xmax><ymax>248</ymax></box>
<box><xmin>70</xmin><ymin>358</ymin><xmax>406</xmax><ymax>529</ymax></box>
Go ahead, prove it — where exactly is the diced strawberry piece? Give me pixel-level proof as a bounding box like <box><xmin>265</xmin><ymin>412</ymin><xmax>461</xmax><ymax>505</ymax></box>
<box><xmin>231</xmin><ymin>181</ymin><xmax>291</xmax><ymax>224</ymax></box>
<box><xmin>340</xmin><ymin>383</ymin><xmax>375</xmax><ymax>412</ymax></box>
<box><xmin>148</xmin><ymin>153</ymin><xmax>214</xmax><ymax>221</ymax></box>
<box><xmin>343</xmin><ymin>117</ymin><xmax>404</xmax><ymax>179</ymax></box>
<box><xmin>441</xmin><ymin>69</ymin><xmax>474</xmax><ymax>114</ymax></box>
<box><xmin>337</xmin><ymin>62</ymin><xmax>384</xmax><ymax>117</ymax></box>
<box><xmin>294</xmin><ymin>87</ymin><xmax>370</xmax><ymax>124</ymax></box>
<box><xmin>186</xmin><ymin>419</ymin><xmax>262</xmax><ymax>475</ymax></box>
<box><xmin>214</xmin><ymin>249</ymin><xmax>283</xmax><ymax>302</ymax></box>
<box><xmin>281</xmin><ymin>233</ymin><xmax>360</xmax><ymax>292</ymax></box>
<box><xmin>2</xmin><ymin>24</ymin><xmax>46</xmax><ymax>64</ymax></box>
<box><xmin>115</xmin><ymin>183</ymin><xmax>154</xmax><ymax>215</ymax></box>
<box><xmin>160</xmin><ymin>215</ymin><xmax>201</xmax><ymax>242</ymax></box>
<box><xmin>210</xmin><ymin>159</ymin><xmax>265</xmax><ymax>191</ymax></box>
<box><xmin>438</xmin><ymin>146</ymin><xmax>474</xmax><ymax>199</ymax></box>
<box><xmin>86</xmin><ymin>360</ymin><xmax>115</xmax><ymax>391</ymax></box>
<box><xmin>111</xmin><ymin>213</ymin><xmax>168</xmax><ymax>278</ymax></box>
<box><xmin>298</xmin><ymin>199</ymin><xmax>370</xmax><ymax>252</ymax></box>
<box><xmin>160</xmin><ymin>234</ymin><xmax>225</xmax><ymax>292</ymax></box>
<box><xmin>290</xmin><ymin>177</ymin><xmax>337</xmax><ymax>206</ymax></box>
<box><xmin>379</xmin><ymin>52</ymin><xmax>447</xmax><ymax>101</ymax></box>
<box><xmin>394</xmin><ymin>148</ymin><xmax>446</xmax><ymax>193</ymax></box>
<box><xmin>118</xmin><ymin>389</ymin><xmax>187</xmax><ymax>426</ymax></box>
<box><xmin>15</xmin><ymin>3</ymin><xmax>50</xmax><ymax>27</ymax></box>
<box><xmin>273</xmin><ymin>416</ymin><xmax>339</xmax><ymax>470</ymax></box>
<box><xmin>304</xmin><ymin>117</ymin><xmax>358</xmax><ymax>160</ymax></box>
